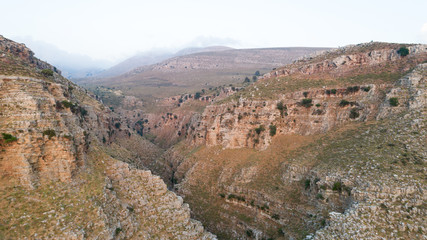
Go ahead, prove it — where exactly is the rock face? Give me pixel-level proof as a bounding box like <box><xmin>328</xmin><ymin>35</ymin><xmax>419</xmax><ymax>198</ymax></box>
<box><xmin>191</xmin><ymin>84</ymin><xmax>386</xmax><ymax>150</ymax></box>
<box><xmin>0</xmin><ymin>75</ymin><xmax>85</xmax><ymax>187</ymax></box>
<box><xmin>0</xmin><ymin>35</ymin><xmax>215</xmax><ymax>239</ymax></box>
<box><xmin>189</xmin><ymin>43</ymin><xmax>427</xmax><ymax>150</ymax></box>
<box><xmin>158</xmin><ymin>44</ymin><xmax>427</xmax><ymax>239</ymax></box>
<box><xmin>264</xmin><ymin>44</ymin><xmax>427</xmax><ymax>79</ymax></box>
<box><xmin>103</xmin><ymin>159</ymin><xmax>215</xmax><ymax>239</ymax></box>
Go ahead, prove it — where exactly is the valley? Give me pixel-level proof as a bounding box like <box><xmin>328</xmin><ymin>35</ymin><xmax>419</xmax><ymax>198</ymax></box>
<box><xmin>1</xmin><ymin>34</ymin><xmax>426</xmax><ymax>240</ymax></box>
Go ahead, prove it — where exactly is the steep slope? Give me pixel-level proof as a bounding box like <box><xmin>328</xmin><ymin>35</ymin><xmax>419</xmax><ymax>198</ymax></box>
<box><xmin>0</xmin><ymin>35</ymin><xmax>215</xmax><ymax>239</ymax></box>
<box><xmin>191</xmin><ymin>43</ymin><xmax>427</xmax><ymax>150</ymax></box>
<box><xmin>155</xmin><ymin>43</ymin><xmax>426</xmax><ymax>239</ymax></box>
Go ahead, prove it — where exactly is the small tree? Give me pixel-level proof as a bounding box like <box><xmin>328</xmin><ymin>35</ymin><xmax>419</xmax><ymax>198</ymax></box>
<box><xmin>2</xmin><ymin>133</ymin><xmax>17</xmax><ymax>143</ymax></box>
<box><xmin>389</xmin><ymin>97</ymin><xmax>399</xmax><ymax>106</ymax></box>
<box><xmin>301</xmin><ymin>99</ymin><xmax>313</xmax><ymax>108</ymax></box>
<box><xmin>43</xmin><ymin>129</ymin><xmax>56</xmax><ymax>139</ymax></box>
<box><xmin>194</xmin><ymin>92</ymin><xmax>201</xmax><ymax>99</ymax></box>
<box><xmin>252</xmin><ymin>75</ymin><xmax>257</xmax><ymax>82</ymax></box>
<box><xmin>254</xmin><ymin>70</ymin><xmax>260</xmax><ymax>76</ymax></box>
<box><xmin>276</xmin><ymin>101</ymin><xmax>287</xmax><ymax>117</ymax></box>
<box><xmin>255</xmin><ymin>125</ymin><xmax>265</xmax><ymax>134</ymax></box>
<box><xmin>339</xmin><ymin>99</ymin><xmax>350</xmax><ymax>107</ymax></box>
<box><xmin>269</xmin><ymin>125</ymin><xmax>277</xmax><ymax>136</ymax></box>
<box><xmin>349</xmin><ymin>108</ymin><xmax>359</xmax><ymax>119</ymax></box>
<box><xmin>41</xmin><ymin>69</ymin><xmax>54</xmax><ymax>77</ymax></box>
<box><xmin>397</xmin><ymin>47</ymin><xmax>409</xmax><ymax>57</ymax></box>
<box><xmin>244</xmin><ymin>77</ymin><xmax>251</xmax><ymax>83</ymax></box>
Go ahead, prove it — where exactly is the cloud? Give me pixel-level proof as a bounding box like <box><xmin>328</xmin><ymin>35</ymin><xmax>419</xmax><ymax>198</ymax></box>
<box><xmin>183</xmin><ymin>36</ymin><xmax>241</xmax><ymax>48</ymax></box>
<box><xmin>420</xmin><ymin>23</ymin><xmax>427</xmax><ymax>43</ymax></box>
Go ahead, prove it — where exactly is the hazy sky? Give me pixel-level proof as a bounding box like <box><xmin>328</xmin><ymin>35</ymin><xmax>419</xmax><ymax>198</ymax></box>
<box><xmin>1</xmin><ymin>0</ymin><xmax>426</xmax><ymax>63</ymax></box>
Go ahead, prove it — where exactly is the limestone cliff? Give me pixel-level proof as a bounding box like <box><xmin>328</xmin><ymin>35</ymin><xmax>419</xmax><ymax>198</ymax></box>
<box><xmin>189</xmin><ymin>43</ymin><xmax>427</xmax><ymax>150</ymax></box>
<box><xmin>0</xmin><ymin>35</ymin><xmax>215</xmax><ymax>239</ymax></box>
<box><xmin>157</xmin><ymin>44</ymin><xmax>426</xmax><ymax>239</ymax></box>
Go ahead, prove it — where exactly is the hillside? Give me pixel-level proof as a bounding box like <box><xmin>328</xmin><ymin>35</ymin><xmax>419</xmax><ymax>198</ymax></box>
<box><xmin>0</xmin><ymin>35</ymin><xmax>215</xmax><ymax>239</ymax></box>
<box><xmin>141</xmin><ymin>42</ymin><xmax>427</xmax><ymax>239</ymax></box>
<box><xmin>80</xmin><ymin>47</ymin><xmax>329</xmax><ymax>109</ymax></box>
<box><xmin>2</xmin><ymin>34</ymin><xmax>426</xmax><ymax>240</ymax></box>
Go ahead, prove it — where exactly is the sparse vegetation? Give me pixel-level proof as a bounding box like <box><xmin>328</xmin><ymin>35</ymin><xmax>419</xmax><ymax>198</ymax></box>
<box><xmin>349</xmin><ymin>108</ymin><xmax>360</xmax><ymax>119</ymax></box>
<box><xmin>361</xmin><ymin>86</ymin><xmax>371</xmax><ymax>92</ymax></box>
<box><xmin>61</xmin><ymin>100</ymin><xmax>74</xmax><ymax>108</ymax></box>
<box><xmin>2</xmin><ymin>133</ymin><xmax>17</xmax><ymax>143</ymax></box>
<box><xmin>43</xmin><ymin>129</ymin><xmax>56</xmax><ymax>139</ymax></box>
<box><xmin>301</xmin><ymin>98</ymin><xmax>313</xmax><ymax>107</ymax></box>
<box><xmin>332</xmin><ymin>181</ymin><xmax>342</xmax><ymax>192</ymax></box>
<box><xmin>347</xmin><ymin>86</ymin><xmax>360</xmax><ymax>93</ymax></box>
<box><xmin>276</xmin><ymin>101</ymin><xmax>287</xmax><ymax>117</ymax></box>
<box><xmin>389</xmin><ymin>97</ymin><xmax>399</xmax><ymax>106</ymax></box>
<box><xmin>304</xmin><ymin>179</ymin><xmax>311</xmax><ymax>190</ymax></box>
<box><xmin>303</xmin><ymin>91</ymin><xmax>309</xmax><ymax>98</ymax></box>
<box><xmin>316</xmin><ymin>193</ymin><xmax>324</xmax><ymax>200</ymax></box>
<box><xmin>339</xmin><ymin>99</ymin><xmax>350</xmax><ymax>107</ymax></box>
<box><xmin>41</xmin><ymin>69</ymin><xmax>54</xmax><ymax>77</ymax></box>
<box><xmin>269</xmin><ymin>125</ymin><xmax>276</xmax><ymax>136</ymax></box>
<box><xmin>255</xmin><ymin>125</ymin><xmax>265</xmax><ymax>134</ymax></box>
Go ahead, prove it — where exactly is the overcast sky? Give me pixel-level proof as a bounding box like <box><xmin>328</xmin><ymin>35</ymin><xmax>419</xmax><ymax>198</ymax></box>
<box><xmin>1</xmin><ymin>0</ymin><xmax>426</xmax><ymax>64</ymax></box>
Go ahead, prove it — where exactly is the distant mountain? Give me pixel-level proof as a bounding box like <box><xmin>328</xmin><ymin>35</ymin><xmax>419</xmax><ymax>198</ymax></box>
<box><xmin>174</xmin><ymin>46</ymin><xmax>233</xmax><ymax>56</ymax></box>
<box><xmin>92</xmin><ymin>46</ymin><xmax>235</xmax><ymax>79</ymax></box>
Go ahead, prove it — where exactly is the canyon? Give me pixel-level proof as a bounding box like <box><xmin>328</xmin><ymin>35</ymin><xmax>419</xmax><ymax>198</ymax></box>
<box><xmin>1</xmin><ymin>34</ymin><xmax>426</xmax><ymax>240</ymax></box>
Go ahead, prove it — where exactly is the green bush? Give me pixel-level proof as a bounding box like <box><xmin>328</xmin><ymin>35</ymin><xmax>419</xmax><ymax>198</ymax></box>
<box><xmin>349</xmin><ymin>108</ymin><xmax>360</xmax><ymax>119</ymax></box>
<box><xmin>243</xmin><ymin>77</ymin><xmax>251</xmax><ymax>83</ymax></box>
<box><xmin>246</xmin><ymin>229</ymin><xmax>254</xmax><ymax>237</ymax></box>
<box><xmin>389</xmin><ymin>97</ymin><xmax>399</xmax><ymax>107</ymax></box>
<box><xmin>397</xmin><ymin>46</ymin><xmax>409</xmax><ymax>57</ymax></box>
<box><xmin>41</xmin><ymin>69</ymin><xmax>54</xmax><ymax>77</ymax></box>
<box><xmin>361</xmin><ymin>86</ymin><xmax>371</xmax><ymax>92</ymax></box>
<box><xmin>331</xmin><ymin>89</ymin><xmax>337</xmax><ymax>94</ymax></box>
<box><xmin>315</xmin><ymin>103</ymin><xmax>321</xmax><ymax>107</ymax></box>
<box><xmin>303</xmin><ymin>91</ymin><xmax>309</xmax><ymax>98</ymax></box>
<box><xmin>278</xmin><ymin>228</ymin><xmax>285</xmax><ymax>236</ymax></box>
<box><xmin>271</xmin><ymin>214</ymin><xmax>280</xmax><ymax>220</ymax></box>
<box><xmin>316</xmin><ymin>193</ymin><xmax>324</xmax><ymax>200</ymax></box>
<box><xmin>332</xmin><ymin>181</ymin><xmax>342</xmax><ymax>192</ymax></box>
<box><xmin>301</xmin><ymin>98</ymin><xmax>313</xmax><ymax>107</ymax></box>
<box><xmin>269</xmin><ymin>125</ymin><xmax>276</xmax><ymax>136</ymax></box>
<box><xmin>347</xmin><ymin>86</ymin><xmax>360</xmax><ymax>93</ymax></box>
<box><xmin>304</xmin><ymin>179</ymin><xmax>311</xmax><ymax>190</ymax></box>
<box><xmin>61</xmin><ymin>100</ymin><xmax>74</xmax><ymax>108</ymax></box>
<box><xmin>339</xmin><ymin>99</ymin><xmax>350</xmax><ymax>107</ymax></box>
<box><xmin>194</xmin><ymin>92</ymin><xmax>201</xmax><ymax>99</ymax></box>
<box><xmin>43</xmin><ymin>129</ymin><xmax>56</xmax><ymax>139</ymax></box>
<box><xmin>277</xmin><ymin>101</ymin><xmax>287</xmax><ymax>117</ymax></box>
<box><xmin>79</xmin><ymin>107</ymin><xmax>88</xmax><ymax>116</ymax></box>
<box><xmin>255</xmin><ymin>125</ymin><xmax>265</xmax><ymax>134</ymax></box>
<box><xmin>2</xmin><ymin>133</ymin><xmax>17</xmax><ymax>143</ymax></box>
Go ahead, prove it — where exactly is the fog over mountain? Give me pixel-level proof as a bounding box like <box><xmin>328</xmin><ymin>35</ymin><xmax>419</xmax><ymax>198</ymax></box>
<box><xmin>14</xmin><ymin>36</ymin><xmax>114</xmax><ymax>79</ymax></box>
